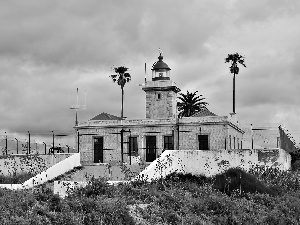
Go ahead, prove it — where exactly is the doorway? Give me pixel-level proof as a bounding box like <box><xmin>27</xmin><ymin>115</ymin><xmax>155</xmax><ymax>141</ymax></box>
<box><xmin>94</xmin><ymin>137</ymin><xmax>103</xmax><ymax>163</ymax></box>
<box><xmin>146</xmin><ymin>136</ymin><xmax>156</xmax><ymax>162</ymax></box>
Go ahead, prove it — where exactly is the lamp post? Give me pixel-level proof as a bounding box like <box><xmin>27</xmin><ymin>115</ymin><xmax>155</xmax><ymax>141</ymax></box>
<box><xmin>15</xmin><ymin>138</ymin><xmax>18</xmax><ymax>154</ymax></box>
<box><xmin>4</xmin><ymin>132</ymin><xmax>8</xmax><ymax>155</ymax></box>
<box><xmin>52</xmin><ymin>131</ymin><xmax>54</xmax><ymax>154</ymax></box>
<box><xmin>28</xmin><ymin>131</ymin><xmax>31</xmax><ymax>154</ymax></box>
<box><xmin>43</xmin><ymin>142</ymin><xmax>47</xmax><ymax>155</ymax></box>
<box><xmin>66</xmin><ymin>145</ymin><xmax>70</xmax><ymax>153</ymax></box>
<box><xmin>251</xmin><ymin>124</ymin><xmax>254</xmax><ymax>149</ymax></box>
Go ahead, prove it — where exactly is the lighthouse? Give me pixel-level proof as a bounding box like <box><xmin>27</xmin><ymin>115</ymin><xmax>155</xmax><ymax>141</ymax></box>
<box><xmin>142</xmin><ymin>53</ymin><xmax>180</xmax><ymax>119</ymax></box>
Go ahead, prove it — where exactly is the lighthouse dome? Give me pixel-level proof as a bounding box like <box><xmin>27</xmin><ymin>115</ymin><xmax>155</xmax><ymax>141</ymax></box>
<box><xmin>152</xmin><ymin>53</ymin><xmax>171</xmax><ymax>71</ymax></box>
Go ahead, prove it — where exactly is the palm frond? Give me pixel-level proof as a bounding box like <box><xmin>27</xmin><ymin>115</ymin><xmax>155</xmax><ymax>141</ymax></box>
<box><xmin>177</xmin><ymin>90</ymin><xmax>208</xmax><ymax>117</ymax></box>
<box><xmin>225</xmin><ymin>53</ymin><xmax>246</xmax><ymax>75</ymax></box>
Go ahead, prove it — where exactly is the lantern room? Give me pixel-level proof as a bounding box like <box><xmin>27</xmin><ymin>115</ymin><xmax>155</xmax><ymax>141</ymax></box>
<box><xmin>151</xmin><ymin>53</ymin><xmax>171</xmax><ymax>81</ymax></box>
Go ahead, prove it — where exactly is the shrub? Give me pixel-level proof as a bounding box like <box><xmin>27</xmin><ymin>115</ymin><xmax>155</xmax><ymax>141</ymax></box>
<box><xmin>0</xmin><ymin>172</ymin><xmax>33</xmax><ymax>184</ymax></box>
<box><xmin>291</xmin><ymin>160</ymin><xmax>300</xmax><ymax>171</ymax></box>
<box><xmin>249</xmin><ymin>166</ymin><xmax>300</xmax><ymax>193</ymax></box>
<box><xmin>165</xmin><ymin>172</ymin><xmax>208</xmax><ymax>185</ymax></box>
<box><xmin>72</xmin><ymin>177</ymin><xmax>115</xmax><ymax>198</ymax></box>
<box><xmin>213</xmin><ymin>168</ymin><xmax>277</xmax><ymax>196</ymax></box>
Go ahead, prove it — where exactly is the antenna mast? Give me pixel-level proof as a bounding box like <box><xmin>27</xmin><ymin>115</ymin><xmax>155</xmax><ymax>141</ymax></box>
<box><xmin>70</xmin><ymin>88</ymin><xmax>86</xmax><ymax>126</ymax></box>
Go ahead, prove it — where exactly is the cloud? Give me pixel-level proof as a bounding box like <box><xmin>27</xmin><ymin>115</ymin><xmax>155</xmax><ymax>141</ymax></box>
<box><xmin>0</xmin><ymin>0</ymin><xmax>300</xmax><ymax>146</ymax></box>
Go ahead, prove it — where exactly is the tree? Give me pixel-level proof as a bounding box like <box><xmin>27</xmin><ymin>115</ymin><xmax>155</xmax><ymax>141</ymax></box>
<box><xmin>177</xmin><ymin>91</ymin><xmax>208</xmax><ymax>118</ymax></box>
<box><xmin>225</xmin><ymin>53</ymin><xmax>246</xmax><ymax>114</ymax></box>
<box><xmin>110</xmin><ymin>66</ymin><xmax>131</xmax><ymax>119</ymax></box>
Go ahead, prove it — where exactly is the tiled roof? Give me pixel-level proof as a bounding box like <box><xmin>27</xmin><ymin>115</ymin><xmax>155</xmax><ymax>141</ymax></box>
<box><xmin>90</xmin><ymin>112</ymin><xmax>121</xmax><ymax>120</ymax></box>
<box><xmin>191</xmin><ymin>107</ymin><xmax>217</xmax><ymax>117</ymax></box>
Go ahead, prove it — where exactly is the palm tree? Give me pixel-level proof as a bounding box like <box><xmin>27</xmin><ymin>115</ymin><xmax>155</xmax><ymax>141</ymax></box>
<box><xmin>177</xmin><ymin>91</ymin><xmax>208</xmax><ymax>118</ymax></box>
<box><xmin>110</xmin><ymin>66</ymin><xmax>131</xmax><ymax>119</ymax></box>
<box><xmin>225</xmin><ymin>53</ymin><xmax>246</xmax><ymax>114</ymax></box>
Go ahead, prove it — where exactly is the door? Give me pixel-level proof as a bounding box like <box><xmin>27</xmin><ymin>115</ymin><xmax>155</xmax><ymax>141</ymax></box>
<box><xmin>146</xmin><ymin>136</ymin><xmax>156</xmax><ymax>162</ymax></box>
<box><xmin>129</xmin><ymin>136</ymin><xmax>138</xmax><ymax>156</ymax></box>
<box><xmin>94</xmin><ymin>137</ymin><xmax>103</xmax><ymax>163</ymax></box>
<box><xmin>198</xmin><ymin>135</ymin><xmax>209</xmax><ymax>150</ymax></box>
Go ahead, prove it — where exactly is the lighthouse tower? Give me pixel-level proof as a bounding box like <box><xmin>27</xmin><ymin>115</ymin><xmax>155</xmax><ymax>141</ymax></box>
<box><xmin>142</xmin><ymin>53</ymin><xmax>180</xmax><ymax>119</ymax></box>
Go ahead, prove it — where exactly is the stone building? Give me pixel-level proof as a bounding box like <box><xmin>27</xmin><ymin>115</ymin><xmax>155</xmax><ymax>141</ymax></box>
<box><xmin>76</xmin><ymin>53</ymin><xmax>245</xmax><ymax>165</ymax></box>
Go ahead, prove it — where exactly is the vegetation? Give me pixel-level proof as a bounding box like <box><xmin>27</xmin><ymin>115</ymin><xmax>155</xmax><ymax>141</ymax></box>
<box><xmin>225</xmin><ymin>53</ymin><xmax>246</xmax><ymax>114</ymax></box>
<box><xmin>0</xmin><ymin>172</ymin><xmax>34</xmax><ymax>184</ymax></box>
<box><xmin>110</xmin><ymin>66</ymin><xmax>131</xmax><ymax>119</ymax></box>
<box><xmin>1</xmin><ymin>167</ymin><xmax>300</xmax><ymax>224</ymax></box>
<box><xmin>177</xmin><ymin>90</ymin><xmax>208</xmax><ymax>117</ymax></box>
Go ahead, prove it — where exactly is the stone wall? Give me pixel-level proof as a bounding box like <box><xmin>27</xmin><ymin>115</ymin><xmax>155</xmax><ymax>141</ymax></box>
<box><xmin>145</xmin><ymin>90</ymin><xmax>177</xmax><ymax>119</ymax></box>
<box><xmin>0</xmin><ymin>154</ymin><xmax>73</xmax><ymax>176</ymax></box>
<box><xmin>279</xmin><ymin>126</ymin><xmax>297</xmax><ymax>153</ymax></box>
<box><xmin>135</xmin><ymin>148</ymin><xmax>291</xmax><ymax>181</ymax></box>
<box><xmin>78</xmin><ymin>119</ymin><xmax>244</xmax><ymax>165</ymax></box>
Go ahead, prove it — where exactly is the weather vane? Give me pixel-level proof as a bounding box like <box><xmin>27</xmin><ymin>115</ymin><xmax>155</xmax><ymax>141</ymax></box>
<box><xmin>159</xmin><ymin>48</ymin><xmax>163</xmax><ymax>55</ymax></box>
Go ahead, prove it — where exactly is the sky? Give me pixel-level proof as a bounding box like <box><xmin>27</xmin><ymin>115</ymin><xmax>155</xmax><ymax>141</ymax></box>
<box><xmin>0</xmin><ymin>0</ymin><xmax>300</xmax><ymax>148</ymax></box>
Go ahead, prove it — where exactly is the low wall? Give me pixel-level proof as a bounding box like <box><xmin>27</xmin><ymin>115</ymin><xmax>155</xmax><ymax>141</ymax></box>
<box><xmin>0</xmin><ymin>153</ymin><xmax>81</xmax><ymax>190</ymax></box>
<box><xmin>22</xmin><ymin>153</ymin><xmax>81</xmax><ymax>188</ymax></box>
<box><xmin>135</xmin><ymin>148</ymin><xmax>291</xmax><ymax>181</ymax></box>
<box><xmin>0</xmin><ymin>154</ymin><xmax>73</xmax><ymax>176</ymax></box>
<box><xmin>258</xmin><ymin>148</ymin><xmax>291</xmax><ymax>170</ymax></box>
<box><xmin>53</xmin><ymin>148</ymin><xmax>291</xmax><ymax>197</ymax></box>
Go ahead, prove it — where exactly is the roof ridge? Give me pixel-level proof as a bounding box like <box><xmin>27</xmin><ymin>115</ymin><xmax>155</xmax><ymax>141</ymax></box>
<box><xmin>90</xmin><ymin>112</ymin><xmax>121</xmax><ymax>120</ymax></box>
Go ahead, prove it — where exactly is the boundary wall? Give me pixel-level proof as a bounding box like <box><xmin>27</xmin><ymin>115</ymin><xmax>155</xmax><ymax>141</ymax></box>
<box><xmin>0</xmin><ymin>154</ymin><xmax>73</xmax><ymax>176</ymax></box>
<box><xmin>135</xmin><ymin>149</ymin><xmax>291</xmax><ymax>181</ymax></box>
<box><xmin>0</xmin><ymin>153</ymin><xmax>81</xmax><ymax>190</ymax></box>
<box><xmin>53</xmin><ymin>148</ymin><xmax>291</xmax><ymax>197</ymax></box>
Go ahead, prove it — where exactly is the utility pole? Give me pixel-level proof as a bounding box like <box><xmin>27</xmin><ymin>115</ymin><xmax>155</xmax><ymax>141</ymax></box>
<box><xmin>77</xmin><ymin>130</ymin><xmax>80</xmax><ymax>153</ymax></box>
<box><xmin>120</xmin><ymin>128</ymin><xmax>124</xmax><ymax>162</ymax></box>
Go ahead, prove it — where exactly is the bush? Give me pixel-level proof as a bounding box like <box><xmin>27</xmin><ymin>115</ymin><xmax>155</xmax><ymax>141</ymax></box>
<box><xmin>249</xmin><ymin>166</ymin><xmax>300</xmax><ymax>192</ymax></box>
<box><xmin>72</xmin><ymin>177</ymin><xmax>116</xmax><ymax>198</ymax></box>
<box><xmin>291</xmin><ymin>160</ymin><xmax>300</xmax><ymax>171</ymax></box>
<box><xmin>0</xmin><ymin>172</ymin><xmax>33</xmax><ymax>184</ymax></box>
<box><xmin>2</xmin><ymin>168</ymin><xmax>300</xmax><ymax>224</ymax></box>
<box><xmin>213</xmin><ymin>168</ymin><xmax>277</xmax><ymax>196</ymax></box>
<box><xmin>165</xmin><ymin>172</ymin><xmax>208</xmax><ymax>185</ymax></box>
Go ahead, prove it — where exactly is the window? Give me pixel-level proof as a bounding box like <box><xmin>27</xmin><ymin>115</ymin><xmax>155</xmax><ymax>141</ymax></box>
<box><xmin>198</xmin><ymin>135</ymin><xmax>209</xmax><ymax>150</ymax></box>
<box><xmin>129</xmin><ymin>137</ymin><xmax>138</xmax><ymax>156</ymax></box>
<box><xmin>164</xmin><ymin>136</ymin><xmax>174</xmax><ymax>150</ymax></box>
<box><xmin>229</xmin><ymin>135</ymin><xmax>231</xmax><ymax>149</ymax></box>
<box><xmin>157</xmin><ymin>93</ymin><xmax>161</xmax><ymax>100</ymax></box>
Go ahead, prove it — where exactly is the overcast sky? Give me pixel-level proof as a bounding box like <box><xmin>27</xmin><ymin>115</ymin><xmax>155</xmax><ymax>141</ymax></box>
<box><xmin>0</xmin><ymin>0</ymin><xmax>300</xmax><ymax>147</ymax></box>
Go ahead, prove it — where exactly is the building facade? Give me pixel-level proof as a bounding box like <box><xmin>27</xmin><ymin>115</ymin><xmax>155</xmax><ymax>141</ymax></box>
<box><xmin>76</xmin><ymin>53</ymin><xmax>245</xmax><ymax>165</ymax></box>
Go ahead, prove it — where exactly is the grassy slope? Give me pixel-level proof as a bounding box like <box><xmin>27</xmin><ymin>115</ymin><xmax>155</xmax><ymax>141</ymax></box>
<box><xmin>1</xmin><ymin>167</ymin><xmax>300</xmax><ymax>224</ymax></box>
